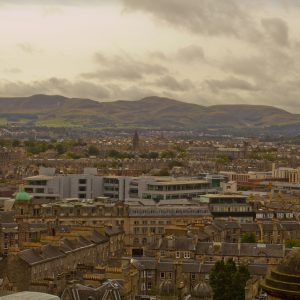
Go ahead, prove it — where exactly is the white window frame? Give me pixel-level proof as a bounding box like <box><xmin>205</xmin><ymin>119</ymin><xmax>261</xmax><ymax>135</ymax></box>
<box><xmin>184</xmin><ymin>251</ymin><xmax>190</xmax><ymax>259</ymax></box>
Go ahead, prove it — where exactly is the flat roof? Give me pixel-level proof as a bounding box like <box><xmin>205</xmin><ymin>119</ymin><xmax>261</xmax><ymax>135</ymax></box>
<box><xmin>149</xmin><ymin>180</ymin><xmax>208</xmax><ymax>185</ymax></box>
<box><xmin>24</xmin><ymin>175</ymin><xmax>54</xmax><ymax>181</ymax></box>
<box><xmin>0</xmin><ymin>292</ymin><xmax>60</xmax><ymax>300</ymax></box>
<box><xmin>202</xmin><ymin>194</ymin><xmax>247</xmax><ymax>198</ymax></box>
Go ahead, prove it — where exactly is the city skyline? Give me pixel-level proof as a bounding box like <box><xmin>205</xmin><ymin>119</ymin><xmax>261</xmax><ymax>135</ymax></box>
<box><xmin>1</xmin><ymin>0</ymin><xmax>300</xmax><ymax>112</ymax></box>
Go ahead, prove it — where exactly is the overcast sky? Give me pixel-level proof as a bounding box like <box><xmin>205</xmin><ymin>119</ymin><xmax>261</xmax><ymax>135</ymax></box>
<box><xmin>1</xmin><ymin>0</ymin><xmax>300</xmax><ymax>112</ymax></box>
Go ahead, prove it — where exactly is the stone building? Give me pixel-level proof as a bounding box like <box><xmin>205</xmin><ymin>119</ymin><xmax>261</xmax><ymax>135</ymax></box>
<box><xmin>0</xmin><ymin>229</ymin><xmax>111</xmax><ymax>295</ymax></box>
<box><xmin>261</xmin><ymin>248</ymin><xmax>300</xmax><ymax>299</ymax></box>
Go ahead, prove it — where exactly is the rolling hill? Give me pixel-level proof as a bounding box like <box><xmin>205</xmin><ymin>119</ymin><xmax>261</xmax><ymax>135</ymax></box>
<box><xmin>0</xmin><ymin>94</ymin><xmax>299</xmax><ymax>132</ymax></box>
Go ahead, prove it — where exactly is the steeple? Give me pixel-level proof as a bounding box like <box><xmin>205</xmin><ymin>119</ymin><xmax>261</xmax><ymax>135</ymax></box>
<box><xmin>132</xmin><ymin>130</ymin><xmax>139</xmax><ymax>152</ymax></box>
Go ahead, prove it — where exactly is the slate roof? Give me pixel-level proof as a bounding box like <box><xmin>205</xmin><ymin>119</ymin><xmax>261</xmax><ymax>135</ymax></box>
<box><xmin>241</xmin><ymin>223</ymin><xmax>260</xmax><ymax>232</ymax></box>
<box><xmin>280</xmin><ymin>222</ymin><xmax>300</xmax><ymax>231</ymax></box>
<box><xmin>182</xmin><ymin>262</ymin><xmax>201</xmax><ymax>273</ymax></box>
<box><xmin>1</xmin><ymin>223</ymin><xmax>18</xmax><ymax>233</ymax></box>
<box><xmin>90</xmin><ymin>230</ymin><xmax>109</xmax><ymax>244</ymax></box>
<box><xmin>133</xmin><ymin>258</ymin><xmax>157</xmax><ymax>270</ymax></box>
<box><xmin>0</xmin><ymin>212</ymin><xmax>15</xmax><ymax>223</ymax></box>
<box><xmin>157</xmin><ymin>262</ymin><xmax>174</xmax><ymax>272</ymax></box>
<box><xmin>59</xmin><ymin>236</ymin><xmax>93</xmax><ymax>253</ymax></box>
<box><xmin>248</xmin><ymin>264</ymin><xmax>268</xmax><ymax>276</ymax></box>
<box><xmin>196</xmin><ymin>242</ymin><xmax>214</xmax><ymax>255</ymax></box>
<box><xmin>240</xmin><ymin>243</ymin><xmax>284</xmax><ymax>258</ymax></box>
<box><xmin>221</xmin><ymin>243</ymin><xmax>239</xmax><ymax>256</ymax></box>
<box><xmin>196</xmin><ymin>242</ymin><xmax>285</xmax><ymax>258</ymax></box>
<box><xmin>105</xmin><ymin>227</ymin><xmax>124</xmax><ymax>237</ymax></box>
<box><xmin>19</xmin><ymin>245</ymin><xmax>65</xmax><ymax>266</ymax></box>
<box><xmin>159</xmin><ymin>236</ymin><xmax>196</xmax><ymax>251</ymax></box>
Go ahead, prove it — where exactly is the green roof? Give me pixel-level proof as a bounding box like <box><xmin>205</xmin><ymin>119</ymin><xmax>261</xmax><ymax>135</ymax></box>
<box><xmin>15</xmin><ymin>191</ymin><xmax>31</xmax><ymax>201</ymax></box>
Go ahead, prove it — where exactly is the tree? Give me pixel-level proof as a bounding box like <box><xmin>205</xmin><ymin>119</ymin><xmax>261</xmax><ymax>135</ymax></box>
<box><xmin>12</xmin><ymin>139</ymin><xmax>21</xmax><ymax>147</ymax></box>
<box><xmin>140</xmin><ymin>152</ymin><xmax>159</xmax><ymax>159</ymax></box>
<box><xmin>156</xmin><ymin>168</ymin><xmax>170</xmax><ymax>176</ymax></box>
<box><xmin>286</xmin><ymin>239</ymin><xmax>300</xmax><ymax>248</ymax></box>
<box><xmin>160</xmin><ymin>150</ymin><xmax>176</xmax><ymax>159</ymax></box>
<box><xmin>167</xmin><ymin>160</ymin><xmax>183</xmax><ymax>169</ymax></box>
<box><xmin>55</xmin><ymin>143</ymin><xmax>66</xmax><ymax>155</ymax></box>
<box><xmin>216</xmin><ymin>155</ymin><xmax>231</xmax><ymax>165</ymax></box>
<box><xmin>209</xmin><ymin>260</ymin><xmax>227</xmax><ymax>300</ymax></box>
<box><xmin>232</xmin><ymin>265</ymin><xmax>250</xmax><ymax>300</ymax></box>
<box><xmin>241</xmin><ymin>232</ymin><xmax>256</xmax><ymax>243</ymax></box>
<box><xmin>210</xmin><ymin>259</ymin><xmax>250</xmax><ymax>300</ymax></box>
<box><xmin>88</xmin><ymin>145</ymin><xmax>100</xmax><ymax>156</ymax></box>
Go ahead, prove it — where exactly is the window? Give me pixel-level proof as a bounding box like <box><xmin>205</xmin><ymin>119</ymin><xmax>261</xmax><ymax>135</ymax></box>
<box><xmin>79</xmin><ymin>186</ymin><xmax>86</xmax><ymax>192</ymax></box>
<box><xmin>158</xmin><ymin>227</ymin><xmax>164</xmax><ymax>234</ymax></box>
<box><xmin>147</xmin><ymin>281</ymin><xmax>152</xmax><ymax>290</ymax></box>
<box><xmin>168</xmin><ymin>272</ymin><xmax>173</xmax><ymax>279</ymax></box>
<box><xmin>184</xmin><ymin>251</ymin><xmax>190</xmax><ymax>259</ymax></box>
<box><xmin>79</xmin><ymin>179</ymin><xmax>87</xmax><ymax>184</ymax></box>
<box><xmin>191</xmin><ymin>273</ymin><xmax>196</xmax><ymax>280</ymax></box>
<box><xmin>160</xmin><ymin>272</ymin><xmax>165</xmax><ymax>279</ymax></box>
<box><xmin>176</xmin><ymin>251</ymin><xmax>180</xmax><ymax>258</ymax></box>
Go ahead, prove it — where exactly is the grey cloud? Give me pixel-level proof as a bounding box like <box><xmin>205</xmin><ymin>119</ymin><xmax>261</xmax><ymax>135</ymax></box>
<box><xmin>176</xmin><ymin>45</ymin><xmax>205</xmax><ymax>62</ymax></box>
<box><xmin>222</xmin><ymin>56</ymin><xmax>268</xmax><ymax>81</ymax></box>
<box><xmin>206</xmin><ymin>77</ymin><xmax>259</xmax><ymax>92</ymax></box>
<box><xmin>0</xmin><ymin>0</ymin><xmax>103</xmax><ymax>6</ymax></box>
<box><xmin>2</xmin><ymin>68</ymin><xmax>22</xmax><ymax>74</ymax></box>
<box><xmin>122</xmin><ymin>0</ymin><xmax>261</xmax><ymax>41</ymax></box>
<box><xmin>148</xmin><ymin>45</ymin><xmax>205</xmax><ymax>64</ymax></box>
<box><xmin>81</xmin><ymin>52</ymin><xmax>168</xmax><ymax>81</ymax></box>
<box><xmin>17</xmin><ymin>43</ymin><xmax>42</xmax><ymax>54</ymax></box>
<box><xmin>0</xmin><ymin>78</ymin><xmax>110</xmax><ymax>100</ymax></box>
<box><xmin>105</xmin><ymin>83</ymin><xmax>157</xmax><ymax>101</ymax></box>
<box><xmin>148</xmin><ymin>51</ymin><xmax>168</xmax><ymax>60</ymax></box>
<box><xmin>222</xmin><ymin>48</ymin><xmax>294</xmax><ymax>85</ymax></box>
<box><xmin>261</xmin><ymin>18</ymin><xmax>289</xmax><ymax>46</ymax></box>
<box><xmin>154</xmin><ymin>75</ymin><xmax>195</xmax><ymax>91</ymax></box>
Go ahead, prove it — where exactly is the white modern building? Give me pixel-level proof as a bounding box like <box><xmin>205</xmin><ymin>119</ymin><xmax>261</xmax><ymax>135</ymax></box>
<box><xmin>23</xmin><ymin>168</ymin><xmax>218</xmax><ymax>202</ymax></box>
<box><xmin>23</xmin><ymin>167</ymin><xmax>102</xmax><ymax>201</ymax></box>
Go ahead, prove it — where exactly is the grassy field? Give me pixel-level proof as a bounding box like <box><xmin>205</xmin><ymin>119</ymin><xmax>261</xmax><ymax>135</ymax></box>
<box><xmin>36</xmin><ymin>118</ymin><xmax>82</xmax><ymax>128</ymax></box>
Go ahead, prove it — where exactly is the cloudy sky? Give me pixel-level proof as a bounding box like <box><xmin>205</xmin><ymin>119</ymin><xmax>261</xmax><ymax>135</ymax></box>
<box><xmin>1</xmin><ymin>0</ymin><xmax>300</xmax><ymax>112</ymax></box>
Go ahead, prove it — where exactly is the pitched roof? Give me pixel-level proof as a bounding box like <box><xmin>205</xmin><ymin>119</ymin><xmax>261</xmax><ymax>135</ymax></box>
<box><xmin>18</xmin><ymin>245</ymin><xmax>65</xmax><ymax>266</ymax></box>
<box><xmin>159</xmin><ymin>236</ymin><xmax>196</xmax><ymax>251</ymax></box>
<box><xmin>196</xmin><ymin>242</ymin><xmax>214</xmax><ymax>255</ymax></box>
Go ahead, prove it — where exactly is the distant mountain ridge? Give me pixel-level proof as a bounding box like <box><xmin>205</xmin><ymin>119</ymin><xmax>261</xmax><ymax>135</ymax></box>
<box><xmin>0</xmin><ymin>94</ymin><xmax>299</xmax><ymax>132</ymax></box>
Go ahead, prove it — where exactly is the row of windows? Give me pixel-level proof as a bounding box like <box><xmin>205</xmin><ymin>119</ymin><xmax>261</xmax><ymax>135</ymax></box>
<box><xmin>133</xmin><ymin>220</ymin><xmax>168</xmax><ymax>225</ymax></box>
<box><xmin>133</xmin><ymin>227</ymin><xmax>164</xmax><ymax>234</ymax></box>
<box><xmin>148</xmin><ymin>184</ymin><xmax>207</xmax><ymax>191</ymax></box>
<box><xmin>160</xmin><ymin>250</ymin><xmax>191</xmax><ymax>258</ymax></box>
<box><xmin>129</xmin><ymin>208</ymin><xmax>209</xmax><ymax>216</ymax></box>
<box><xmin>211</xmin><ymin>206</ymin><xmax>251</xmax><ymax>212</ymax></box>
